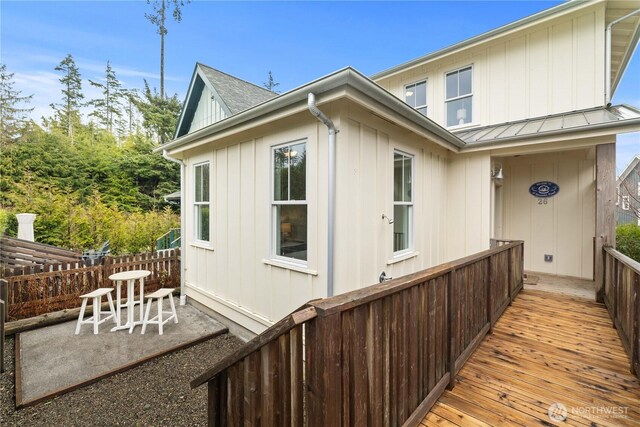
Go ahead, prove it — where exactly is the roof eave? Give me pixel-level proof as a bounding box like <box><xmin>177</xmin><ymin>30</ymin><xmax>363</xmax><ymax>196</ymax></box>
<box><xmin>156</xmin><ymin>67</ymin><xmax>464</xmax><ymax>154</ymax></box>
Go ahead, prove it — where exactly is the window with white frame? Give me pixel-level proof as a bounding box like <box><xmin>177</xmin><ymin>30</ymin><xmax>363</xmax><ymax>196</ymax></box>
<box><xmin>445</xmin><ymin>66</ymin><xmax>473</xmax><ymax>127</ymax></box>
<box><xmin>393</xmin><ymin>150</ymin><xmax>413</xmax><ymax>254</ymax></box>
<box><xmin>273</xmin><ymin>140</ymin><xmax>307</xmax><ymax>262</ymax></box>
<box><xmin>405</xmin><ymin>80</ymin><xmax>427</xmax><ymax>115</ymax></box>
<box><xmin>622</xmin><ymin>195</ymin><xmax>630</xmax><ymax>210</ymax></box>
<box><xmin>194</xmin><ymin>162</ymin><xmax>210</xmax><ymax>242</ymax></box>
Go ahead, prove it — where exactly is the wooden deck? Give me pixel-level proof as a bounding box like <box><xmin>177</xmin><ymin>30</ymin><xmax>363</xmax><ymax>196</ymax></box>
<box><xmin>421</xmin><ymin>290</ymin><xmax>640</xmax><ymax>427</ymax></box>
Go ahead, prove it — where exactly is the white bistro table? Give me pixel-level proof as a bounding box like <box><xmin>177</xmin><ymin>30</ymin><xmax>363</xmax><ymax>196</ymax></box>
<box><xmin>108</xmin><ymin>270</ymin><xmax>151</xmax><ymax>333</ymax></box>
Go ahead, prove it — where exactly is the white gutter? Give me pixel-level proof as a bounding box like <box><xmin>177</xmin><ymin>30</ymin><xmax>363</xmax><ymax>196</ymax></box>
<box><xmin>605</xmin><ymin>9</ymin><xmax>640</xmax><ymax>105</ymax></box>
<box><xmin>162</xmin><ymin>150</ymin><xmax>187</xmax><ymax>306</ymax></box>
<box><xmin>307</xmin><ymin>93</ymin><xmax>337</xmax><ymax>298</ymax></box>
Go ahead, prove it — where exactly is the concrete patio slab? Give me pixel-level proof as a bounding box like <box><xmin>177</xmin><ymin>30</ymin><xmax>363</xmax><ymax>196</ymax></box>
<box><xmin>15</xmin><ymin>298</ymin><xmax>228</xmax><ymax>408</ymax></box>
<box><xmin>524</xmin><ymin>271</ymin><xmax>596</xmax><ymax>299</ymax></box>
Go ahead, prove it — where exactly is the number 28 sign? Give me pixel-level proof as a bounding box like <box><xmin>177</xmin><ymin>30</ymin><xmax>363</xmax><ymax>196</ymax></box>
<box><xmin>530</xmin><ymin>181</ymin><xmax>559</xmax><ymax>205</ymax></box>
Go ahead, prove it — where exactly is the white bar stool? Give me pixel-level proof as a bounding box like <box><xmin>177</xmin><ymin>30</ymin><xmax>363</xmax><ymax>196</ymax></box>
<box><xmin>75</xmin><ymin>288</ymin><xmax>116</xmax><ymax>335</ymax></box>
<box><xmin>141</xmin><ymin>288</ymin><xmax>178</xmax><ymax>335</ymax></box>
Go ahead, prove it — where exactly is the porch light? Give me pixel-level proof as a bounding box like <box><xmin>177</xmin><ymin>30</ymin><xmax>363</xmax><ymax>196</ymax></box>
<box><xmin>491</xmin><ymin>165</ymin><xmax>504</xmax><ymax>180</ymax></box>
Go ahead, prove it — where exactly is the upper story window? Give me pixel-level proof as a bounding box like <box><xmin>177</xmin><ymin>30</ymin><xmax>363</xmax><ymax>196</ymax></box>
<box><xmin>393</xmin><ymin>150</ymin><xmax>413</xmax><ymax>255</ymax></box>
<box><xmin>194</xmin><ymin>162</ymin><xmax>210</xmax><ymax>243</ymax></box>
<box><xmin>405</xmin><ymin>80</ymin><xmax>427</xmax><ymax>115</ymax></box>
<box><xmin>622</xmin><ymin>195</ymin><xmax>630</xmax><ymax>210</ymax></box>
<box><xmin>445</xmin><ymin>66</ymin><xmax>473</xmax><ymax>127</ymax></box>
<box><xmin>273</xmin><ymin>140</ymin><xmax>307</xmax><ymax>263</ymax></box>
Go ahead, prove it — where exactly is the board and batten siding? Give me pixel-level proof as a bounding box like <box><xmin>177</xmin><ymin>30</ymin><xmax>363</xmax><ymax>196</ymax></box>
<box><xmin>501</xmin><ymin>149</ymin><xmax>596</xmax><ymax>279</ymax></box>
<box><xmin>332</xmin><ymin>104</ymin><xmax>452</xmax><ymax>295</ymax></box>
<box><xmin>188</xmin><ymin>85</ymin><xmax>228</xmax><ymax>134</ymax></box>
<box><xmin>445</xmin><ymin>153</ymin><xmax>492</xmax><ymax>261</ymax></box>
<box><xmin>374</xmin><ymin>2</ymin><xmax>605</xmax><ymax>129</ymax></box>
<box><xmin>180</xmin><ymin>101</ymin><xmax>465</xmax><ymax>333</ymax></box>
<box><xmin>181</xmin><ymin>114</ymin><xmax>327</xmax><ymax>334</ymax></box>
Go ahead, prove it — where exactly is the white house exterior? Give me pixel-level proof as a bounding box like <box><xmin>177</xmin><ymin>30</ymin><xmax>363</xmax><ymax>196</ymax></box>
<box><xmin>161</xmin><ymin>0</ymin><xmax>640</xmax><ymax>335</ymax></box>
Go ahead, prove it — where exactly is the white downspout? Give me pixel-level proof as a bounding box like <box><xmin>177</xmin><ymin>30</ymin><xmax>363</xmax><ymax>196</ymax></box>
<box><xmin>605</xmin><ymin>9</ymin><xmax>640</xmax><ymax>105</ymax></box>
<box><xmin>308</xmin><ymin>93</ymin><xmax>337</xmax><ymax>297</ymax></box>
<box><xmin>163</xmin><ymin>149</ymin><xmax>187</xmax><ymax>306</ymax></box>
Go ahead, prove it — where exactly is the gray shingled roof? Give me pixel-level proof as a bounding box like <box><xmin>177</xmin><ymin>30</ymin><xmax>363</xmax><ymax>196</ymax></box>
<box><xmin>455</xmin><ymin>105</ymin><xmax>640</xmax><ymax>144</ymax></box>
<box><xmin>198</xmin><ymin>63</ymin><xmax>278</xmax><ymax>114</ymax></box>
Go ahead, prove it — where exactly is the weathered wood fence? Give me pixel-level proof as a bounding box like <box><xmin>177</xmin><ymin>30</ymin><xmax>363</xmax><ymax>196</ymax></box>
<box><xmin>2</xmin><ymin>249</ymin><xmax>180</xmax><ymax>321</ymax></box>
<box><xmin>603</xmin><ymin>246</ymin><xmax>640</xmax><ymax>378</ymax></box>
<box><xmin>191</xmin><ymin>241</ymin><xmax>524</xmax><ymax>426</ymax></box>
<box><xmin>1</xmin><ymin>279</ymin><xmax>6</xmax><ymax>373</ymax></box>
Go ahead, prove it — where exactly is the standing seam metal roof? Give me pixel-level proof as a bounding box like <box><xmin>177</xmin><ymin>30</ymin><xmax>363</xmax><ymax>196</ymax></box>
<box><xmin>454</xmin><ymin>105</ymin><xmax>640</xmax><ymax>144</ymax></box>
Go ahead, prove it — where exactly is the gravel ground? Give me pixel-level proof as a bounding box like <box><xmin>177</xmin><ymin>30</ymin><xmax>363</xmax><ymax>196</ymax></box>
<box><xmin>1</xmin><ymin>333</ymin><xmax>244</xmax><ymax>427</ymax></box>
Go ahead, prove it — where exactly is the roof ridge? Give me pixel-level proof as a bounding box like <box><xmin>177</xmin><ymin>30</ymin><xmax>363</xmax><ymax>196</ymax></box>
<box><xmin>196</xmin><ymin>62</ymin><xmax>278</xmax><ymax>96</ymax></box>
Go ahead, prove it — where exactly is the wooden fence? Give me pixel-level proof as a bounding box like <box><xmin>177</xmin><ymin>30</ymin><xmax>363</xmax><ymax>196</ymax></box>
<box><xmin>603</xmin><ymin>246</ymin><xmax>640</xmax><ymax>378</ymax></box>
<box><xmin>2</xmin><ymin>249</ymin><xmax>180</xmax><ymax>321</ymax></box>
<box><xmin>1</xmin><ymin>235</ymin><xmax>82</xmax><ymax>269</ymax></box>
<box><xmin>191</xmin><ymin>241</ymin><xmax>524</xmax><ymax>426</ymax></box>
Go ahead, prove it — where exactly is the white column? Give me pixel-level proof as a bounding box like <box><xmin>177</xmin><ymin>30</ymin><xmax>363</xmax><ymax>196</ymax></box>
<box><xmin>16</xmin><ymin>213</ymin><xmax>36</xmax><ymax>242</ymax></box>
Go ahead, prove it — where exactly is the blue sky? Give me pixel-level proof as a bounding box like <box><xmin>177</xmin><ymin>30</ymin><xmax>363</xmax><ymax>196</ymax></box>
<box><xmin>2</xmin><ymin>0</ymin><xmax>638</xmax><ymax>171</ymax></box>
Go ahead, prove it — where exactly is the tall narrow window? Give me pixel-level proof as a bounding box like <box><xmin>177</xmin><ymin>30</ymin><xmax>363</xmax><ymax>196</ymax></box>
<box><xmin>405</xmin><ymin>80</ymin><xmax>427</xmax><ymax>115</ymax></box>
<box><xmin>194</xmin><ymin>162</ymin><xmax>210</xmax><ymax>242</ymax></box>
<box><xmin>445</xmin><ymin>66</ymin><xmax>473</xmax><ymax>127</ymax></box>
<box><xmin>273</xmin><ymin>140</ymin><xmax>307</xmax><ymax>262</ymax></box>
<box><xmin>393</xmin><ymin>151</ymin><xmax>413</xmax><ymax>254</ymax></box>
<box><xmin>622</xmin><ymin>195</ymin><xmax>630</xmax><ymax>210</ymax></box>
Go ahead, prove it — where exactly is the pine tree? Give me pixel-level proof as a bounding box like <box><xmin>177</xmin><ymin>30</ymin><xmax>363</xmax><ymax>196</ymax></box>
<box><xmin>88</xmin><ymin>61</ymin><xmax>124</xmax><ymax>134</ymax></box>
<box><xmin>51</xmin><ymin>54</ymin><xmax>84</xmax><ymax>142</ymax></box>
<box><xmin>263</xmin><ymin>71</ymin><xmax>280</xmax><ymax>92</ymax></box>
<box><xmin>145</xmin><ymin>0</ymin><xmax>188</xmax><ymax>99</ymax></box>
<box><xmin>0</xmin><ymin>64</ymin><xmax>34</xmax><ymax>146</ymax></box>
<box><xmin>133</xmin><ymin>80</ymin><xmax>181</xmax><ymax>144</ymax></box>
<box><xmin>121</xmin><ymin>88</ymin><xmax>138</xmax><ymax>136</ymax></box>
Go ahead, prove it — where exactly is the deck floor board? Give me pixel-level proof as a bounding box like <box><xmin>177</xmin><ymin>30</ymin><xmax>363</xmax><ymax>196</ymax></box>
<box><xmin>421</xmin><ymin>290</ymin><xmax>640</xmax><ymax>426</ymax></box>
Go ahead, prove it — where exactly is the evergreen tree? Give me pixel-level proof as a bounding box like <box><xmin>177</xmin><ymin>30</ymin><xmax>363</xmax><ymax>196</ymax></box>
<box><xmin>121</xmin><ymin>88</ymin><xmax>138</xmax><ymax>136</ymax></box>
<box><xmin>51</xmin><ymin>54</ymin><xmax>84</xmax><ymax>142</ymax></box>
<box><xmin>263</xmin><ymin>71</ymin><xmax>280</xmax><ymax>92</ymax></box>
<box><xmin>0</xmin><ymin>64</ymin><xmax>34</xmax><ymax>146</ymax></box>
<box><xmin>88</xmin><ymin>61</ymin><xmax>124</xmax><ymax>134</ymax></box>
<box><xmin>145</xmin><ymin>0</ymin><xmax>188</xmax><ymax>99</ymax></box>
<box><xmin>133</xmin><ymin>80</ymin><xmax>181</xmax><ymax>144</ymax></box>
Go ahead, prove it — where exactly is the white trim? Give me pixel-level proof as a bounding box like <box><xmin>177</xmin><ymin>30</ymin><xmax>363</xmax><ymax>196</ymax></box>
<box><xmin>190</xmin><ymin>242</ymin><xmax>214</xmax><ymax>251</ymax></box>
<box><xmin>392</xmin><ymin>149</ymin><xmax>415</xmax><ymax>256</ymax></box>
<box><xmin>404</xmin><ymin>79</ymin><xmax>428</xmax><ymax>115</ymax></box>
<box><xmin>262</xmin><ymin>259</ymin><xmax>318</xmax><ymax>276</ymax></box>
<box><xmin>185</xmin><ymin>283</ymin><xmax>273</xmax><ymax>331</ymax></box>
<box><xmin>193</xmin><ymin>160</ymin><xmax>211</xmax><ymax>245</ymax></box>
<box><xmin>444</xmin><ymin>64</ymin><xmax>474</xmax><ymax>128</ymax></box>
<box><xmin>387</xmin><ymin>251</ymin><xmax>419</xmax><ymax>265</ymax></box>
<box><xmin>270</xmin><ymin>138</ymin><xmax>309</xmax><ymax>266</ymax></box>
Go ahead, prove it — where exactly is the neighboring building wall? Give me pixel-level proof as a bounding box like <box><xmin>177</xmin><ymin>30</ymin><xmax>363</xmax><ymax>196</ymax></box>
<box><xmin>617</xmin><ymin>162</ymin><xmax>640</xmax><ymax>225</ymax></box>
<box><xmin>500</xmin><ymin>148</ymin><xmax>596</xmax><ymax>278</ymax></box>
<box><xmin>188</xmin><ymin>85</ymin><xmax>228</xmax><ymax>133</ymax></box>
<box><xmin>374</xmin><ymin>2</ymin><xmax>604</xmax><ymax>129</ymax></box>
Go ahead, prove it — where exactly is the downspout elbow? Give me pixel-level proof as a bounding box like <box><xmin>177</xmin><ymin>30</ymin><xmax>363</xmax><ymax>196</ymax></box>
<box><xmin>308</xmin><ymin>93</ymin><xmax>336</xmax><ymax>134</ymax></box>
